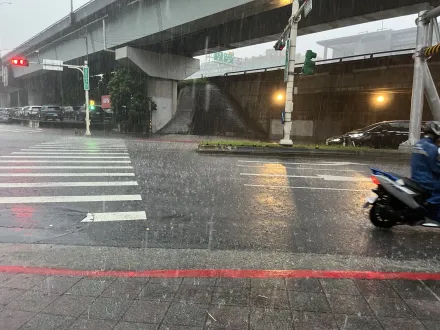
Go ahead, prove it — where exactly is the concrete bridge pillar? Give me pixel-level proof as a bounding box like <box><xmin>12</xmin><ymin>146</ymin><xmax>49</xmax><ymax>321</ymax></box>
<box><xmin>115</xmin><ymin>46</ymin><xmax>199</xmax><ymax>132</ymax></box>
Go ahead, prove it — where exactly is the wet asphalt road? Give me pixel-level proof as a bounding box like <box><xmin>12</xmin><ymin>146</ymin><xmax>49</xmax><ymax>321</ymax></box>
<box><xmin>0</xmin><ymin>124</ymin><xmax>438</xmax><ymax>262</ymax></box>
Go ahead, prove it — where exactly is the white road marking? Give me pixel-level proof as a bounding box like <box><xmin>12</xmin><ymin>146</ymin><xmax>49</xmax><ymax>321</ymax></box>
<box><xmin>237</xmin><ymin>160</ymin><xmax>365</xmax><ymax>166</ymax></box>
<box><xmin>81</xmin><ymin>211</ymin><xmax>147</xmax><ymax>223</ymax></box>
<box><xmin>0</xmin><ymin>195</ymin><xmax>142</xmax><ymax>204</ymax></box>
<box><xmin>244</xmin><ymin>184</ymin><xmax>370</xmax><ymax>192</ymax></box>
<box><xmin>0</xmin><ymin>181</ymin><xmax>138</xmax><ymax>188</ymax></box>
<box><xmin>240</xmin><ymin>173</ymin><xmax>370</xmax><ymax>182</ymax></box>
<box><xmin>237</xmin><ymin>164</ymin><xmax>358</xmax><ymax>172</ymax></box>
<box><xmin>2</xmin><ymin>156</ymin><xmax>130</xmax><ymax>159</ymax></box>
<box><xmin>0</xmin><ymin>166</ymin><xmax>133</xmax><ymax>169</ymax></box>
<box><xmin>13</xmin><ymin>152</ymin><xmax>129</xmax><ymax>155</ymax></box>
<box><xmin>0</xmin><ymin>160</ymin><xmax>131</xmax><ymax>163</ymax></box>
<box><xmin>0</xmin><ymin>173</ymin><xmax>135</xmax><ymax>177</ymax></box>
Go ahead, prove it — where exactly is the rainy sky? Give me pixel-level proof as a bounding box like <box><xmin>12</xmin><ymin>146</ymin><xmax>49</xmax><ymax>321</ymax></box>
<box><xmin>0</xmin><ymin>0</ymin><xmax>417</xmax><ymax>58</ymax></box>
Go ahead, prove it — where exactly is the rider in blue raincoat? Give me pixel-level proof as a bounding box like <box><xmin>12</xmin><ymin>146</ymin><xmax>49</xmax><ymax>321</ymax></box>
<box><xmin>411</xmin><ymin>121</ymin><xmax>440</xmax><ymax>217</ymax></box>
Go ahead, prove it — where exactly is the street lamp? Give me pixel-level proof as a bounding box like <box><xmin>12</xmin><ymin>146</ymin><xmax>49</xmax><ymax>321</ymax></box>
<box><xmin>377</xmin><ymin>95</ymin><xmax>385</xmax><ymax>103</ymax></box>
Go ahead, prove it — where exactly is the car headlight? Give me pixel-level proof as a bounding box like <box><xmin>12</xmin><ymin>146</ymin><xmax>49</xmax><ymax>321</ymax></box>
<box><xmin>330</xmin><ymin>138</ymin><xmax>341</xmax><ymax>142</ymax></box>
<box><xmin>350</xmin><ymin>133</ymin><xmax>363</xmax><ymax>138</ymax></box>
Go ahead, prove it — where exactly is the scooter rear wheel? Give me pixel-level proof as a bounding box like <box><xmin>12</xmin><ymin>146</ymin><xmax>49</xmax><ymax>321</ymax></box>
<box><xmin>369</xmin><ymin>204</ymin><xmax>396</xmax><ymax>228</ymax></box>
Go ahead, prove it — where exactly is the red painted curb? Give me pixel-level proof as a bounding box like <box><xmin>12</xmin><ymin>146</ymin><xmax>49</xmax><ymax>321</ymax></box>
<box><xmin>0</xmin><ymin>266</ymin><xmax>439</xmax><ymax>280</ymax></box>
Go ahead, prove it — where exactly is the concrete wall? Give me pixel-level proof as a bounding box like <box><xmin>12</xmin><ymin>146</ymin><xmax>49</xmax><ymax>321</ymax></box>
<box><xmin>149</xmin><ymin>78</ymin><xmax>178</xmax><ymax>133</ymax></box>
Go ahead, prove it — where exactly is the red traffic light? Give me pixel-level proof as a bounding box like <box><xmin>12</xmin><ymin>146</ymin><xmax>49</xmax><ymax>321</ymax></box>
<box><xmin>10</xmin><ymin>58</ymin><xmax>29</xmax><ymax>67</ymax></box>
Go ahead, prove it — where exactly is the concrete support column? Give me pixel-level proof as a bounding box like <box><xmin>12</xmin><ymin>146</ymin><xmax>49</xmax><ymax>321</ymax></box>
<box><xmin>0</xmin><ymin>93</ymin><xmax>10</xmax><ymax>107</ymax></box>
<box><xmin>147</xmin><ymin>77</ymin><xmax>178</xmax><ymax>132</ymax></box>
<box><xmin>27</xmin><ymin>89</ymin><xmax>43</xmax><ymax>106</ymax></box>
<box><xmin>323</xmin><ymin>47</ymin><xmax>328</xmax><ymax>60</ymax></box>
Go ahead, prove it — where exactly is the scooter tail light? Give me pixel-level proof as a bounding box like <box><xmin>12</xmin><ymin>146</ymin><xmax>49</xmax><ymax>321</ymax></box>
<box><xmin>371</xmin><ymin>175</ymin><xmax>380</xmax><ymax>185</ymax></box>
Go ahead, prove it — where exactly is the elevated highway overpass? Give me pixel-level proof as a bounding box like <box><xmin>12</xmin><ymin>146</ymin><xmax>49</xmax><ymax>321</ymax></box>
<box><xmin>1</xmin><ymin>0</ymin><xmax>439</xmax><ymax>131</ymax></box>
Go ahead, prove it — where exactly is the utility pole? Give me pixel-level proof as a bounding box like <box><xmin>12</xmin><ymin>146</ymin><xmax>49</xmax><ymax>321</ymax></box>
<box><xmin>274</xmin><ymin>0</ymin><xmax>311</xmax><ymax>146</ymax></box>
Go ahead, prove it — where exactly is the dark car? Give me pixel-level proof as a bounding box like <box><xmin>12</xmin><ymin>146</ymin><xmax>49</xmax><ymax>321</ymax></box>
<box><xmin>0</xmin><ymin>110</ymin><xmax>12</xmax><ymax>124</ymax></box>
<box><xmin>326</xmin><ymin>120</ymin><xmax>417</xmax><ymax>149</ymax></box>
<box><xmin>77</xmin><ymin>105</ymin><xmax>113</xmax><ymax>123</ymax></box>
<box><xmin>39</xmin><ymin>105</ymin><xmax>63</xmax><ymax>121</ymax></box>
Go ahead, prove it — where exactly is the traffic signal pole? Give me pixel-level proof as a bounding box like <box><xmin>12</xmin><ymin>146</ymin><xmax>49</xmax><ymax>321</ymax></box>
<box><xmin>84</xmin><ymin>61</ymin><xmax>91</xmax><ymax>136</ymax></box>
<box><xmin>280</xmin><ymin>0</ymin><xmax>300</xmax><ymax>146</ymax></box>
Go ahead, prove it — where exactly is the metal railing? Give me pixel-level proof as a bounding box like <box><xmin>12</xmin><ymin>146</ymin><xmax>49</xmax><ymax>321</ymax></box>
<box><xmin>220</xmin><ymin>48</ymin><xmax>415</xmax><ymax>77</ymax></box>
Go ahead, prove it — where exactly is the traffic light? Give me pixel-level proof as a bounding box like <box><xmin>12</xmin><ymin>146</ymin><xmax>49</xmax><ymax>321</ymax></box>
<box><xmin>274</xmin><ymin>39</ymin><xmax>286</xmax><ymax>51</ymax></box>
<box><xmin>302</xmin><ymin>50</ymin><xmax>317</xmax><ymax>75</ymax></box>
<box><xmin>89</xmin><ymin>100</ymin><xmax>95</xmax><ymax>110</ymax></box>
<box><xmin>10</xmin><ymin>58</ymin><xmax>29</xmax><ymax>67</ymax></box>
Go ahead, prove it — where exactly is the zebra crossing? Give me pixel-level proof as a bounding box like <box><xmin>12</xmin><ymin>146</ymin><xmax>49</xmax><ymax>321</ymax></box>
<box><xmin>0</xmin><ymin>125</ymin><xmax>43</xmax><ymax>134</ymax></box>
<box><xmin>0</xmin><ymin>138</ymin><xmax>146</xmax><ymax>223</ymax></box>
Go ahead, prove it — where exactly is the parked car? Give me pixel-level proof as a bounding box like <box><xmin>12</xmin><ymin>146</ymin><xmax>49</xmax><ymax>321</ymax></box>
<box><xmin>326</xmin><ymin>120</ymin><xmax>419</xmax><ymax>149</ymax></box>
<box><xmin>77</xmin><ymin>105</ymin><xmax>113</xmax><ymax>122</ymax></box>
<box><xmin>62</xmin><ymin>106</ymin><xmax>80</xmax><ymax>121</ymax></box>
<box><xmin>0</xmin><ymin>110</ymin><xmax>12</xmax><ymax>124</ymax></box>
<box><xmin>23</xmin><ymin>106</ymin><xmax>42</xmax><ymax>118</ymax></box>
<box><xmin>38</xmin><ymin>105</ymin><xmax>63</xmax><ymax>121</ymax></box>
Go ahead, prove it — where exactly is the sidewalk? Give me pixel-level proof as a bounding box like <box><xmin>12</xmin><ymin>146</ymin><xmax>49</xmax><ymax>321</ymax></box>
<box><xmin>0</xmin><ymin>272</ymin><xmax>439</xmax><ymax>329</ymax></box>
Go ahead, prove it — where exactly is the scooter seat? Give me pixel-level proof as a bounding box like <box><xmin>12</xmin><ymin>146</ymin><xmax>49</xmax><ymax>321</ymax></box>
<box><xmin>403</xmin><ymin>178</ymin><xmax>429</xmax><ymax>194</ymax></box>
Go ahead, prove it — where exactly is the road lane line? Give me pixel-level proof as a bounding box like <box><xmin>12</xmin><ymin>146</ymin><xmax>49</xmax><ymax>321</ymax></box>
<box><xmin>0</xmin><ymin>160</ymin><xmax>131</xmax><ymax>163</ymax></box>
<box><xmin>241</xmin><ymin>173</ymin><xmax>317</xmax><ymax>179</ymax></box>
<box><xmin>237</xmin><ymin>164</ymin><xmax>358</xmax><ymax>172</ymax></box>
<box><xmin>0</xmin><ymin>181</ymin><xmax>138</xmax><ymax>188</ymax></box>
<box><xmin>244</xmin><ymin>184</ymin><xmax>370</xmax><ymax>192</ymax></box>
<box><xmin>25</xmin><ymin>148</ymin><xmax>127</xmax><ymax>151</ymax></box>
<box><xmin>13</xmin><ymin>152</ymin><xmax>129</xmax><ymax>155</ymax></box>
<box><xmin>0</xmin><ymin>266</ymin><xmax>439</xmax><ymax>281</ymax></box>
<box><xmin>2</xmin><ymin>156</ymin><xmax>130</xmax><ymax>159</ymax></box>
<box><xmin>81</xmin><ymin>211</ymin><xmax>147</xmax><ymax>223</ymax></box>
<box><xmin>0</xmin><ymin>166</ymin><xmax>133</xmax><ymax>169</ymax></box>
<box><xmin>0</xmin><ymin>195</ymin><xmax>142</xmax><ymax>204</ymax></box>
<box><xmin>238</xmin><ymin>160</ymin><xmax>366</xmax><ymax>166</ymax></box>
<box><xmin>240</xmin><ymin>173</ymin><xmax>370</xmax><ymax>182</ymax></box>
<box><xmin>0</xmin><ymin>173</ymin><xmax>135</xmax><ymax>177</ymax></box>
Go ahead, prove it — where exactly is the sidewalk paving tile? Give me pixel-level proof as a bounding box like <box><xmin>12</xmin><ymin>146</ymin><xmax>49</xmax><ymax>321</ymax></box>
<box><xmin>251</xmin><ymin>278</ymin><xmax>286</xmax><ymax>290</ymax></box>
<box><xmin>101</xmin><ymin>278</ymin><xmax>147</xmax><ymax>300</ymax></box>
<box><xmin>20</xmin><ymin>313</ymin><xmax>75</xmax><ymax>330</ymax></box>
<box><xmin>81</xmin><ymin>297</ymin><xmax>133</xmax><ymax>320</ymax></box>
<box><xmin>42</xmin><ymin>295</ymin><xmax>95</xmax><ymax>317</ymax></box>
<box><xmin>162</xmin><ymin>302</ymin><xmax>208</xmax><ymax>327</ymax></box>
<box><xmin>334</xmin><ymin>314</ymin><xmax>383</xmax><ymax>330</ymax></box>
<box><xmin>216</xmin><ymin>278</ymin><xmax>251</xmax><ymax>288</ymax></box>
<box><xmin>378</xmin><ymin>317</ymin><xmax>426</xmax><ymax>330</ymax></box>
<box><xmin>354</xmin><ymin>279</ymin><xmax>399</xmax><ymax>298</ymax></box>
<box><xmin>149</xmin><ymin>278</ymin><xmax>183</xmax><ymax>285</ymax></box>
<box><xmin>205</xmin><ymin>305</ymin><xmax>250</xmax><ymax>329</ymax></box>
<box><xmin>423</xmin><ymin>280</ymin><xmax>440</xmax><ymax>296</ymax></box>
<box><xmin>326</xmin><ymin>294</ymin><xmax>373</xmax><ymax>315</ymax></box>
<box><xmin>422</xmin><ymin>320</ymin><xmax>440</xmax><ymax>330</ymax></box>
<box><xmin>320</xmin><ymin>279</ymin><xmax>360</xmax><ymax>296</ymax></box>
<box><xmin>4</xmin><ymin>290</ymin><xmax>60</xmax><ymax>312</ymax></box>
<box><xmin>292</xmin><ymin>311</ymin><xmax>338</xmax><ymax>330</ymax></box>
<box><xmin>66</xmin><ymin>278</ymin><xmax>115</xmax><ymax>297</ymax></box>
<box><xmin>389</xmin><ymin>280</ymin><xmax>438</xmax><ymax>300</ymax></box>
<box><xmin>175</xmin><ymin>284</ymin><xmax>214</xmax><ymax>304</ymax></box>
<box><xmin>250</xmin><ymin>308</ymin><xmax>293</xmax><ymax>330</ymax></box>
<box><xmin>1</xmin><ymin>274</ymin><xmax>46</xmax><ymax>290</ymax></box>
<box><xmin>288</xmin><ymin>291</ymin><xmax>331</xmax><ymax>312</ymax></box>
<box><xmin>182</xmin><ymin>278</ymin><xmax>217</xmax><ymax>286</ymax></box>
<box><xmin>159</xmin><ymin>326</ymin><xmax>202</xmax><ymax>330</ymax></box>
<box><xmin>0</xmin><ymin>273</ymin><xmax>14</xmax><ymax>284</ymax></box>
<box><xmin>0</xmin><ymin>309</ymin><xmax>35</xmax><ymax>330</ymax></box>
<box><xmin>138</xmin><ymin>283</ymin><xmax>179</xmax><ymax>302</ymax></box>
<box><xmin>251</xmin><ymin>288</ymin><xmax>290</xmax><ymax>310</ymax></box>
<box><xmin>35</xmin><ymin>276</ymin><xmax>81</xmax><ymax>295</ymax></box>
<box><xmin>405</xmin><ymin>299</ymin><xmax>440</xmax><ymax>320</ymax></box>
<box><xmin>123</xmin><ymin>300</ymin><xmax>169</xmax><ymax>324</ymax></box>
<box><xmin>68</xmin><ymin>318</ymin><xmax>117</xmax><ymax>329</ymax></box>
<box><xmin>114</xmin><ymin>321</ymin><xmax>157</xmax><ymax>330</ymax></box>
<box><xmin>0</xmin><ymin>287</ymin><xmax>26</xmax><ymax>305</ymax></box>
<box><xmin>366</xmin><ymin>296</ymin><xmax>416</xmax><ymax>318</ymax></box>
<box><xmin>211</xmin><ymin>286</ymin><xmax>250</xmax><ymax>307</ymax></box>
<box><xmin>285</xmin><ymin>278</ymin><xmax>323</xmax><ymax>293</ymax></box>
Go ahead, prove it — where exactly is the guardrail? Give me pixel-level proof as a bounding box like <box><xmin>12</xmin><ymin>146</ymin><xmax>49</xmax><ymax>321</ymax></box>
<box><xmin>218</xmin><ymin>48</ymin><xmax>415</xmax><ymax>77</ymax></box>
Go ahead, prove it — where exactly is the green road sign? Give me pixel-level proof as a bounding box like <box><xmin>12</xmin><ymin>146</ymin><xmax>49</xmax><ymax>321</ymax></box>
<box><xmin>83</xmin><ymin>67</ymin><xmax>90</xmax><ymax>91</ymax></box>
<box><xmin>224</xmin><ymin>53</ymin><xmax>234</xmax><ymax>64</ymax></box>
<box><xmin>213</xmin><ymin>52</ymin><xmax>224</xmax><ymax>62</ymax></box>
